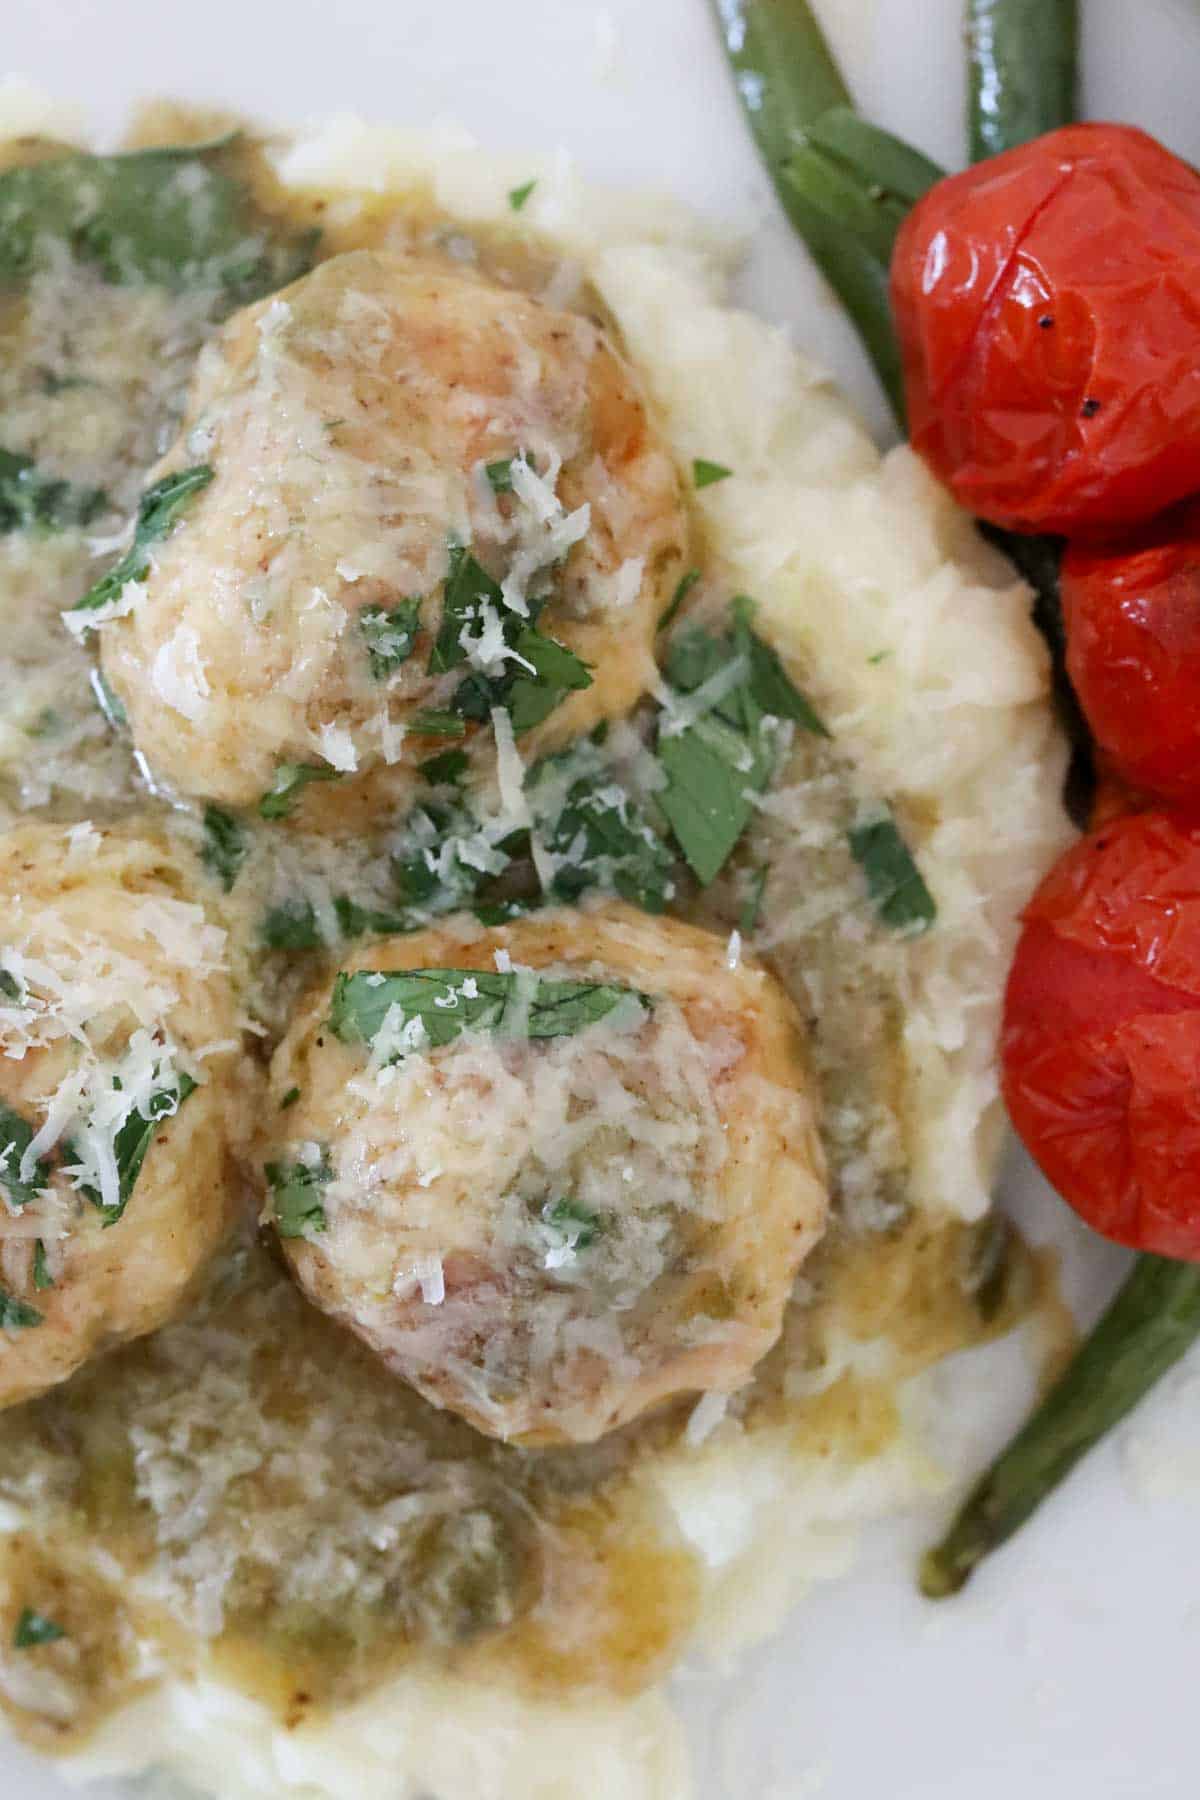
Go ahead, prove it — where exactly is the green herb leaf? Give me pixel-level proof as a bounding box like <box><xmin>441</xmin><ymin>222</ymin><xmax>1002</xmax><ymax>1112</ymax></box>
<box><xmin>266</xmin><ymin>1154</ymin><xmax>331</xmax><ymax>1238</ymax></box>
<box><xmin>13</xmin><ymin>1608</ymin><xmax>64</xmax><ymax>1648</ymax></box>
<box><xmin>505</xmin><ymin>629</ymin><xmax>593</xmax><ymax>732</ymax></box>
<box><xmin>31</xmin><ymin>1240</ymin><xmax>54</xmax><ymax>1291</ymax></box>
<box><xmin>0</xmin><ymin>139</ymin><xmax>316</xmax><ymax>298</ymax></box>
<box><xmin>0</xmin><ymin>1100</ymin><xmax>50</xmax><ymax>1210</ymax></box>
<box><xmin>692</xmin><ymin>459</ymin><xmax>733</xmax><ymax>490</ymax></box>
<box><xmin>260</xmin><ymin>894</ymin><xmax>412</xmax><ymax>951</ymax></box>
<box><xmin>330</xmin><ymin>968</ymin><xmax>646</xmax><ymax>1055</ymax></box>
<box><xmin>279</xmin><ymin>1087</ymin><xmax>301</xmax><ymax>1111</ymax></box>
<box><xmin>68</xmin><ymin>464</ymin><xmax>214</xmax><ymax>622</ymax></box>
<box><xmin>0</xmin><ymin>970</ymin><xmax>20</xmax><ymax>1000</ymax></box>
<box><xmin>508</xmin><ymin>180</ymin><xmax>537</xmax><ymax>213</ymax></box>
<box><xmin>258</xmin><ymin>762</ymin><xmax>342</xmax><ymax>820</ymax></box>
<box><xmin>739</xmin><ymin>865</ymin><xmax>769</xmax><ymax>934</ymax></box>
<box><xmin>656</xmin><ymin>607</ymin><xmax>824</xmax><ymax>885</ymax></box>
<box><xmin>0</xmin><ymin>1291</ymin><xmax>42</xmax><ymax>1331</ymax></box>
<box><xmin>659</xmin><ymin>568</ymin><xmax>700</xmax><ymax>633</ymax></box>
<box><xmin>429</xmin><ymin>548</ymin><xmax>501</xmax><ymax>675</ymax></box>
<box><xmin>414</xmin><ymin>709</ymin><xmax>471</xmax><ymax>740</ymax></box>
<box><xmin>485</xmin><ymin>458</ymin><xmax>516</xmax><ymax>493</ymax></box>
<box><xmin>360</xmin><ymin>599</ymin><xmax>422</xmax><ymax>679</ymax></box>
<box><xmin>418</xmin><ymin>748</ymin><xmax>469</xmax><ymax>785</ymax></box>
<box><xmin>0</xmin><ymin>447</ymin><xmax>107</xmax><ymax>536</ymax></box>
<box><xmin>542</xmin><ymin>1196</ymin><xmax>602</xmax><ymax>1251</ymax></box>
<box><xmin>529</xmin><ymin>738</ymin><xmax>675</xmax><ymax>914</ymax></box>
<box><xmin>76</xmin><ymin>1074</ymin><xmax>198</xmax><ymax>1225</ymax></box>
<box><xmin>848</xmin><ymin>810</ymin><xmax>936</xmax><ymax>932</ymax></box>
<box><xmin>200</xmin><ymin>805</ymin><xmax>247</xmax><ymax>893</ymax></box>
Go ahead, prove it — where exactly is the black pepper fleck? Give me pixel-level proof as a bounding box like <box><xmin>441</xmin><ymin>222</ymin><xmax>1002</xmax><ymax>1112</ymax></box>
<box><xmin>1038</xmin><ymin>315</ymin><xmax>1054</xmax><ymax>329</ymax></box>
<box><xmin>1081</xmin><ymin>398</ymin><xmax>1102</xmax><ymax>418</ymax></box>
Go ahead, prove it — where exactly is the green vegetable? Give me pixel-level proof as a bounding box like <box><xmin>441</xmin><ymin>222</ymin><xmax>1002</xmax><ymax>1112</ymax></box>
<box><xmin>0</xmin><ymin>138</ymin><xmax>316</xmax><ymax>298</ymax></box>
<box><xmin>848</xmin><ymin>809</ymin><xmax>936</xmax><ymax>932</ymax></box>
<box><xmin>0</xmin><ymin>447</ymin><xmax>107</xmax><ymax>535</ymax></box>
<box><xmin>418</xmin><ymin>748</ymin><xmax>469</xmax><ymax>785</ymax></box>
<box><xmin>485</xmin><ymin>458</ymin><xmax>516</xmax><ymax>493</ymax></box>
<box><xmin>260</xmin><ymin>893</ymin><xmax>412</xmax><ymax>951</ymax></box>
<box><xmin>279</xmin><ymin>1087</ymin><xmax>301</xmax><ymax>1111</ymax></box>
<box><xmin>709</xmin><ymin>0</ymin><xmax>940</xmax><ymax>420</ymax></box>
<box><xmin>659</xmin><ymin>568</ymin><xmax>701</xmax><ymax>633</ymax></box>
<box><xmin>542</xmin><ymin>1196</ymin><xmax>602</xmax><ymax>1251</ymax></box>
<box><xmin>360</xmin><ymin>599</ymin><xmax>422</xmax><ymax>678</ymax></box>
<box><xmin>428</xmin><ymin>545</ymin><xmax>592</xmax><ymax>735</ymax></box>
<box><xmin>266</xmin><ymin>1153</ymin><xmax>331</xmax><ymax>1238</ymax></box>
<box><xmin>0</xmin><ymin>970</ymin><xmax>20</xmax><ymax>1000</ymax></box>
<box><xmin>922</xmin><ymin>1256</ymin><xmax>1200</xmax><ymax>1597</ymax></box>
<box><xmin>657</xmin><ymin>600</ymin><xmax>825</xmax><ymax>885</ymax></box>
<box><xmin>329</xmin><ymin>968</ymin><xmax>646</xmax><ymax>1055</ymax></box>
<box><xmin>967</xmin><ymin>0</ymin><xmax>1078</xmax><ymax>161</ymax></box>
<box><xmin>12</xmin><ymin>1608</ymin><xmax>64</xmax><ymax>1648</ymax></box>
<box><xmin>529</xmin><ymin>738</ymin><xmax>675</xmax><ymax>914</ymax></box>
<box><xmin>739</xmin><ymin>864</ymin><xmax>769</xmax><ymax>933</ymax></box>
<box><xmin>692</xmin><ymin>459</ymin><xmax>733</xmax><ymax>490</ymax></box>
<box><xmin>31</xmin><ymin>1240</ymin><xmax>53</xmax><ymax>1291</ymax></box>
<box><xmin>410</xmin><ymin>709</ymin><xmax>468</xmax><ymax>738</ymax></box>
<box><xmin>508</xmin><ymin>180</ymin><xmax>537</xmax><ymax>213</ymax></box>
<box><xmin>258</xmin><ymin>762</ymin><xmax>342</xmax><ymax>820</ymax></box>
<box><xmin>0</xmin><ymin>1100</ymin><xmax>50</xmax><ymax>1209</ymax></box>
<box><xmin>68</xmin><ymin>464</ymin><xmax>214</xmax><ymax>623</ymax></box>
<box><xmin>89</xmin><ymin>669</ymin><xmax>128</xmax><ymax>731</ymax></box>
<box><xmin>74</xmin><ymin>1074</ymin><xmax>198</xmax><ymax>1225</ymax></box>
<box><xmin>200</xmin><ymin>805</ymin><xmax>247</xmax><ymax>893</ymax></box>
<box><xmin>0</xmin><ymin>1291</ymin><xmax>42</xmax><ymax>1331</ymax></box>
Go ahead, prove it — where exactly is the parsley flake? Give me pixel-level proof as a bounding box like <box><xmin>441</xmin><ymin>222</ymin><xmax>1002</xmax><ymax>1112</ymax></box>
<box><xmin>68</xmin><ymin>464</ymin><xmax>214</xmax><ymax>624</ymax></box>
<box><xmin>508</xmin><ymin>180</ymin><xmax>537</xmax><ymax>212</ymax></box>
<box><xmin>13</xmin><ymin>1608</ymin><xmax>64</xmax><ymax>1649</ymax></box>
<box><xmin>330</xmin><ymin>968</ymin><xmax>647</xmax><ymax>1055</ymax></box>
<box><xmin>848</xmin><ymin>809</ymin><xmax>936</xmax><ymax>932</ymax></box>
<box><xmin>259</xmin><ymin>762</ymin><xmax>342</xmax><ymax>820</ymax></box>
<box><xmin>266</xmin><ymin>1154</ymin><xmax>331</xmax><ymax>1238</ymax></box>
<box><xmin>692</xmin><ymin>458</ymin><xmax>733</xmax><ymax>490</ymax></box>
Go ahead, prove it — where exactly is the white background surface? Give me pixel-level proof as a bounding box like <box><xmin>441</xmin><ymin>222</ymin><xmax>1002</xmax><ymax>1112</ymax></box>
<box><xmin>3</xmin><ymin>1</ymin><xmax>1200</xmax><ymax>1795</ymax></box>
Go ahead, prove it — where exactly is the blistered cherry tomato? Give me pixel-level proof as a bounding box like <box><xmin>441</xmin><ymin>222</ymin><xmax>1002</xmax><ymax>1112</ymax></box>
<box><xmin>891</xmin><ymin>123</ymin><xmax>1200</xmax><ymax>535</ymax></box>
<box><xmin>1063</xmin><ymin>501</ymin><xmax>1200</xmax><ymax>802</ymax></box>
<box><xmin>1001</xmin><ymin>811</ymin><xmax>1200</xmax><ymax>1259</ymax></box>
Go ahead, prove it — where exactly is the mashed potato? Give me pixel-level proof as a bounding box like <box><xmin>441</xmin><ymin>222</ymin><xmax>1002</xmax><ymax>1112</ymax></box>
<box><xmin>0</xmin><ymin>103</ymin><xmax>1072</xmax><ymax>1800</ymax></box>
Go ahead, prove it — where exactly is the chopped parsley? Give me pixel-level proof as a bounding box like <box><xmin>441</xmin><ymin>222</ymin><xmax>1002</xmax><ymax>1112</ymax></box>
<box><xmin>0</xmin><ymin>447</ymin><xmax>107</xmax><ymax>536</ymax></box>
<box><xmin>418</xmin><ymin>747</ymin><xmax>469</xmax><ymax>786</ymax></box>
<box><xmin>32</xmin><ymin>1240</ymin><xmax>54</xmax><ymax>1291</ymax></box>
<box><xmin>542</xmin><ymin>1196</ymin><xmax>602</xmax><ymax>1251</ymax></box>
<box><xmin>200</xmin><ymin>805</ymin><xmax>247</xmax><ymax>893</ymax></box>
<box><xmin>692</xmin><ymin>458</ymin><xmax>733</xmax><ymax>490</ymax></box>
<box><xmin>739</xmin><ymin>865</ymin><xmax>769</xmax><ymax>933</ymax></box>
<box><xmin>279</xmin><ymin>1087</ymin><xmax>302</xmax><ymax>1111</ymax></box>
<box><xmin>658</xmin><ymin>567</ymin><xmax>701</xmax><ymax>633</ymax></box>
<box><xmin>75</xmin><ymin>1074</ymin><xmax>198</xmax><ymax>1226</ymax></box>
<box><xmin>0</xmin><ymin>1290</ymin><xmax>42</xmax><ymax>1332</ymax></box>
<box><xmin>329</xmin><ymin>968</ymin><xmax>647</xmax><ymax>1055</ymax></box>
<box><xmin>0</xmin><ymin>138</ymin><xmax>316</xmax><ymax>300</ymax></box>
<box><xmin>529</xmin><ymin>737</ymin><xmax>674</xmax><ymax>913</ymax></box>
<box><xmin>0</xmin><ymin>970</ymin><xmax>21</xmax><ymax>1000</ymax></box>
<box><xmin>12</xmin><ymin>1608</ymin><xmax>65</xmax><ymax>1649</ymax></box>
<box><xmin>409</xmin><ymin>709</ymin><xmax>468</xmax><ymax>738</ymax></box>
<box><xmin>485</xmin><ymin>457</ymin><xmax>516</xmax><ymax>493</ymax></box>
<box><xmin>656</xmin><ymin>599</ymin><xmax>826</xmax><ymax>884</ymax></box>
<box><xmin>68</xmin><ymin>464</ymin><xmax>214</xmax><ymax>623</ymax></box>
<box><xmin>360</xmin><ymin>599</ymin><xmax>422</xmax><ymax>678</ymax></box>
<box><xmin>266</xmin><ymin>1154</ymin><xmax>331</xmax><ymax>1238</ymax></box>
<box><xmin>848</xmin><ymin>809</ymin><xmax>936</xmax><ymax>932</ymax></box>
<box><xmin>508</xmin><ymin>180</ymin><xmax>537</xmax><ymax>212</ymax></box>
<box><xmin>259</xmin><ymin>762</ymin><xmax>342</xmax><ymax>820</ymax></box>
<box><xmin>428</xmin><ymin>545</ymin><xmax>592</xmax><ymax>736</ymax></box>
<box><xmin>260</xmin><ymin>894</ymin><xmax>411</xmax><ymax>951</ymax></box>
<box><xmin>0</xmin><ymin>1100</ymin><xmax>51</xmax><ymax>1210</ymax></box>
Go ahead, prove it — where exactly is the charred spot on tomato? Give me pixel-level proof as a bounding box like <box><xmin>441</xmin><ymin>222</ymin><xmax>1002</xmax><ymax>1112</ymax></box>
<box><xmin>1080</xmin><ymin>398</ymin><xmax>1102</xmax><ymax>418</ymax></box>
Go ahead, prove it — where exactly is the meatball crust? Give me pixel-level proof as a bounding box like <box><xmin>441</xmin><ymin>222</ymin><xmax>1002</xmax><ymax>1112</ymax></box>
<box><xmin>0</xmin><ymin>823</ymin><xmax>250</xmax><ymax>1407</ymax></box>
<box><xmin>100</xmin><ymin>250</ymin><xmax>688</xmax><ymax>812</ymax></box>
<box><xmin>262</xmin><ymin>903</ymin><xmax>828</xmax><ymax>1444</ymax></box>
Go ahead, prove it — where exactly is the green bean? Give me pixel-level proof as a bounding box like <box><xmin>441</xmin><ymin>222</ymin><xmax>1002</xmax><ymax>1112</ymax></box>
<box><xmin>922</xmin><ymin>1256</ymin><xmax>1200</xmax><ymax>1596</ymax></box>
<box><xmin>967</xmin><ymin>0</ymin><xmax>1080</xmax><ymax>160</ymax></box>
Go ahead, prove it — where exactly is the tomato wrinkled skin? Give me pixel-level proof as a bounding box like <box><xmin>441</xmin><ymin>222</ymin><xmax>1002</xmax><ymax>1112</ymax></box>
<box><xmin>1001</xmin><ymin>812</ymin><xmax>1200</xmax><ymax>1259</ymax></box>
<box><xmin>891</xmin><ymin>123</ymin><xmax>1200</xmax><ymax>536</ymax></box>
<box><xmin>1063</xmin><ymin>500</ymin><xmax>1200</xmax><ymax>802</ymax></box>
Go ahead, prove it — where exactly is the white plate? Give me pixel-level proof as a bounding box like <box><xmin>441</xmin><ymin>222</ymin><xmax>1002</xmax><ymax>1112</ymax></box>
<box><xmin>3</xmin><ymin>1</ymin><xmax>1200</xmax><ymax>1794</ymax></box>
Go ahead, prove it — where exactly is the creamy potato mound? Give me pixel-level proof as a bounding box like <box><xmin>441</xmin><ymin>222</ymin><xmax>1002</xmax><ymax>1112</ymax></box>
<box><xmin>263</xmin><ymin>903</ymin><xmax>828</xmax><ymax>1443</ymax></box>
<box><xmin>101</xmin><ymin>250</ymin><xmax>688</xmax><ymax>809</ymax></box>
<box><xmin>0</xmin><ymin>823</ymin><xmax>248</xmax><ymax>1406</ymax></box>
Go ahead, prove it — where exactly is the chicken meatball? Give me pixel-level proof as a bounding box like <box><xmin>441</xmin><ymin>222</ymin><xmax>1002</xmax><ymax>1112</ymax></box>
<box><xmin>0</xmin><ymin>823</ymin><xmax>250</xmax><ymax>1407</ymax></box>
<box><xmin>262</xmin><ymin>903</ymin><xmax>827</xmax><ymax>1445</ymax></box>
<box><xmin>98</xmin><ymin>250</ymin><xmax>688</xmax><ymax>812</ymax></box>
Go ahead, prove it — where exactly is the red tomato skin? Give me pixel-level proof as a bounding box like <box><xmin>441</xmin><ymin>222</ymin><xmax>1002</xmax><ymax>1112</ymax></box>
<box><xmin>1001</xmin><ymin>813</ymin><xmax>1200</xmax><ymax>1258</ymax></box>
<box><xmin>891</xmin><ymin>123</ymin><xmax>1200</xmax><ymax>536</ymax></box>
<box><xmin>1063</xmin><ymin>501</ymin><xmax>1200</xmax><ymax>802</ymax></box>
